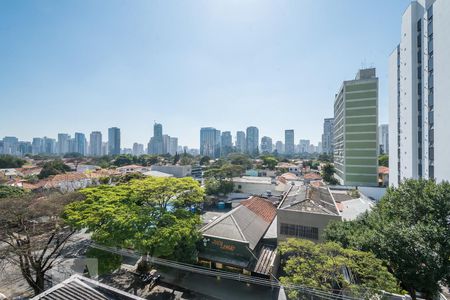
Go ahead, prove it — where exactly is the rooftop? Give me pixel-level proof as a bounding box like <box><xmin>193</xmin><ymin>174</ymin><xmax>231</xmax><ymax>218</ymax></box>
<box><xmin>278</xmin><ymin>185</ymin><xmax>340</xmax><ymax>216</ymax></box>
<box><xmin>31</xmin><ymin>274</ymin><xmax>145</xmax><ymax>300</ymax></box>
<box><xmin>303</xmin><ymin>172</ymin><xmax>322</xmax><ymax>180</ymax></box>
<box><xmin>142</xmin><ymin>170</ymin><xmax>173</xmax><ymax>177</ymax></box>
<box><xmin>232</xmin><ymin>176</ymin><xmax>273</xmax><ymax>184</ymax></box>
<box><xmin>339</xmin><ymin>198</ymin><xmax>375</xmax><ymax>221</ymax></box>
<box><xmin>200</xmin><ymin>196</ymin><xmax>276</xmax><ymax>250</ymax></box>
<box><xmin>378</xmin><ymin>166</ymin><xmax>389</xmax><ymax>175</ymax></box>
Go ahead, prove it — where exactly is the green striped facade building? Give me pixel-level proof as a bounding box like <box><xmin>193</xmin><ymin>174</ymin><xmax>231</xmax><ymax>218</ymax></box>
<box><xmin>333</xmin><ymin>68</ymin><xmax>378</xmax><ymax>186</ymax></box>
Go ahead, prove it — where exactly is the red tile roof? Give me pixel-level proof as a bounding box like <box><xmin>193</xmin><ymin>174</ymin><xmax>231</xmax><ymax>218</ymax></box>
<box><xmin>378</xmin><ymin>166</ymin><xmax>389</xmax><ymax>175</ymax></box>
<box><xmin>304</xmin><ymin>172</ymin><xmax>322</xmax><ymax>180</ymax></box>
<box><xmin>280</xmin><ymin>172</ymin><xmax>298</xmax><ymax>180</ymax></box>
<box><xmin>240</xmin><ymin>196</ymin><xmax>277</xmax><ymax>223</ymax></box>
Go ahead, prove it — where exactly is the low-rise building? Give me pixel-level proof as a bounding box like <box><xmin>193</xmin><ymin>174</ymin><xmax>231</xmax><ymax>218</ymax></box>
<box><xmin>151</xmin><ymin>165</ymin><xmax>192</xmax><ymax>178</ymax></box>
<box><xmin>275</xmin><ymin>163</ymin><xmax>301</xmax><ymax>176</ymax></box>
<box><xmin>199</xmin><ymin>196</ymin><xmax>277</xmax><ymax>278</ymax></box>
<box><xmin>116</xmin><ymin>165</ymin><xmax>151</xmax><ymax>174</ymax></box>
<box><xmin>378</xmin><ymin>166</ymin><xmax>389</xmax><ymax>187</ymax></box>
<box><xmin>277</xmin><ymin>185</ymin><xmax>342</xmax><ymax>242</ymax></box>
<box><xmin>43</xmin><ymin>173</ymin><xmax>97</xmax><ymax>192</ymax></box>
<box><xmin>232</xmin><ymin>176</ymin><xmax>286</xmax><ymax>197</ymax></box>
<box><xmin>0</xmin><ymin>168</ymin><xmax>21</xmax><ymax>180</ymax></box>
<box><xmin>31</xmin><ymin>274</ymin><xmax>146</xmax><ymax>300</ymax></box>
<box><xmin>142</xmin><ymin>170</ymin><xmax>174</xmax><ymax>178</ymax></box>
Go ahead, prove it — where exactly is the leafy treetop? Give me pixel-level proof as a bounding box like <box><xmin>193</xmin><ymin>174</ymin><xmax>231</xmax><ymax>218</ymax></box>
<box><xmin>64</xmin><ymin>177</ymin><xmax>205</xmax><ymax>262</ymax></box>
<box><xmin>324</xmin><ymin>179</ymin><xmax>450</xmax><ymax>299</ymax></box>
<box><xmin>0</xmin><ymin>154</ymin><xmax>26</xmax><ymax>168</ymax></box>
<box><xmin>279</xmin><ymin>238</ymin><xmax>402</xmax><ymax>299</ymax></box>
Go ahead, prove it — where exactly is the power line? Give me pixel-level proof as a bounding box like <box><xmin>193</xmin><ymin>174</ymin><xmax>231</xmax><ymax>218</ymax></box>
<box><xmin>90</xmin><ymin>243</ymin><xmax>371</xmax><ymax>300</ymax></box>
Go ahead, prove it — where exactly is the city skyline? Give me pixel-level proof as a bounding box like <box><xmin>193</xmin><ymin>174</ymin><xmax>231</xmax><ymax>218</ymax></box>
<box><xmin>0</xmin><ymin>0</ymin><xmax>411</xmax><ymax>148</ymax></box>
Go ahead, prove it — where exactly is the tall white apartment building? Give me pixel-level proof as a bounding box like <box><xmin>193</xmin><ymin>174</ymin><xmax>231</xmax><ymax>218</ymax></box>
<box><xmin>389</xmin><ymin>0</ymin><xmax>450</xmax><ymax>186</ymax></box>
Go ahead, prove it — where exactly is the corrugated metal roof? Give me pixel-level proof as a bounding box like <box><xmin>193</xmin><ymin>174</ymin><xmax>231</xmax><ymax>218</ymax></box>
<box><xmin>34</xmin><ymin>279</ymin><xmax>109</xmax><ymax>300</ymax></box>
<box><xmin>253</xmin><ymin>245</ymin><xmax>277</xmax><ymax>275</ymax></box>
<box><xmin>201</xmin><ymin>197</ymin><xmax>276</xmax><ymax>250</ymax></box>
<box><xmin>32</xmin><ymin>275</ymin><xmax>146</xmax><ymax>300</ymax></box>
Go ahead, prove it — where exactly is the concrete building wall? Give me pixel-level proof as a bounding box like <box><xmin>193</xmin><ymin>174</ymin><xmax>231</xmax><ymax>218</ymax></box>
<box><xmin>432</xmin><ymin>0</ymin><xmax>450</xmax><ymax>182</ymax></box>
<box><xmin>389</xmin><ymin>0</ymin><xmax>450</xmax><ymax>186</ymax></box>
<box><xmin>276</xmin><ymin>209</ymin><xmax>341</xmax><ymax>242</ymax></box>
<box><xmin>151</xmin><ymin>165</ymin><xmax>192</xmax><ymax>178</ymax></box>
<box><xmin>334</xmin><ymin>69</ymin><xmax>379</xmax><ymax>187</ymax></box>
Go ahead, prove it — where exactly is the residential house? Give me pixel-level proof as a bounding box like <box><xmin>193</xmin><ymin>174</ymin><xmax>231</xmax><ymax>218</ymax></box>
<box><xmin>277</xmin><ymin>185</ymin><xmax>342</xmax><ymax>242</ymax></box>
<box><xmin>199</xmin><ymin>196</ymin><xmax>277</xmax><ymax>278</ymax></box>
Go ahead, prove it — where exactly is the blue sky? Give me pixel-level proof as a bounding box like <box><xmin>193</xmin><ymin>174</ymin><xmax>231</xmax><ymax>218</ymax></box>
<box><xmin>0</xmin><ymin>0</ymin><xmax>410</xmax><ymax>148</ymax></box>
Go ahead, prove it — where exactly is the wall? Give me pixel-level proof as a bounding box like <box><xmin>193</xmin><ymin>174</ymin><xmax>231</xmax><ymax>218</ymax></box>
<box><xmin>276</xmin><ymin>209</ymin><xmax>342</xmax><ymax>243</ymax></box>
<box><xmin>151</xmin><ymin>165</ymin><xmax>192</xmax><ymax>178</ymax></box>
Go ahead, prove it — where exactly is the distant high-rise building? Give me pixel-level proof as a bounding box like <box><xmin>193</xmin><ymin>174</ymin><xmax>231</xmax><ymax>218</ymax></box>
<box><xmin>284</xmin><ymin>130</ymin><xmax>295</xmax><ymax>155</ymax></box>
<box><xmin>321</xmin><ymin>118</ymin><xmax>334</xmax><ymax>155</ymax></box>
<box><xmin>32</xmin><ymin>138</ymin><xmax>44</xmax><ymax>155</ymax></box>
<box><xmin>317</xmin><ymin>142</ymin><xmax>323</xmax><ymax>154</ymax></box>
<box><xmin>18</xmin><ymin>141</ymin><xmax>32</xmax><ymax>156</ymax></box>
<box><xmin>2</xmin><ymin>136</ymin><xmax>18</xmax><ymax>155</ymax></box>
<box><xmin>148</xmin><ymin>123</ymin><xmax>164</xmax><ymax>155</ymax></box>
<box><xmin>221</xmin><ymin>131</ymin><xmax>233</xmax><ymax>157</ymax></box>
<box><xmin>389</xmin><ymin>0</ymin><xmax>450</xmax><ymax>186</ymax></box>
<box><xmin>246</xmin><ymin>126</ymin><xmax>259</xmax><ymax>155</ymax></box>
<box><xmin>162</xmin><ymin>134</ymin><xmax>171</xmax><ymax>154</ymax></box>
<box><xmin>108</xmin><ymin>127</ymin><xmax>121</xmax><ymax>156</ymax></box>
<box><xmin>334</xmin><ymin>68</ymin><xmax>378</xmax><ymax>186</ymax></box>
<box><xmin>235</xmin><ymin>131</ymin><xmax>246</xmax><ymax>153</ymax></box>
<box><xmin>89</xmin><ymin>131</ymin><xmax>102</xmax><ymax>157</ymax></box>
<box><xmin>57</xmin><ymin>133</ymin><xmax>70</xmax><ymax>155</ymax></box>
<box><xmin>74</xmin><ymin>133</ymin><xmax>86</xmax><ymax>155</ymax></box>
<box><xmin>299</xmin><ymin>139</ymin><xmax>310</xmax><ymax>153</ymax></box>
<box><xmin>132</xmin><ymin>143</ymin><xmax>144</xmax><ymax>156</ymax></box>
<box><xmin>200</xmin><ymin>127</ymin><xmax>221</xmax><ymax>158</ymax></box>
<box><xmin>275</xmin><ymin>141</ymin><xmax>284</xmax><ymax>154</ymax></box>
<box><xmin>260</xmin><ymin>136</ymin><xmax>273</xmax><ymax>154</ymax></box>
<box><xmin>169</xmin><ymin>137</ymin><xmax>178</xmax><ymax>156</ymax></box>
<box><xmin>101</xmin><ymin>142</ymin><xmax>108</xmax><ymax>156</ymax></box>
<box><xmin>379</xmin><ymin>124</ymin><xmax>389</xmax><ymax>155</ymax></box>
<box><xmin>43</xmin><ymin>137</ymin><xmax>56</xmax><ymax>155</ymax></box>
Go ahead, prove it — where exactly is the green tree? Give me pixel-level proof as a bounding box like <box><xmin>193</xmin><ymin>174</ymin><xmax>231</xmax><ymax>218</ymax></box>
<box><xmin>137</xmin><ymin>154</ymin><xmax>159</xmax><ymax>166</ymax></box>
<box><xmin>204</xmin><ymin>177</ymin><xmax>234</xmax><ymax>196</ymax></box>
<box><xmin>85</xmin><ymin>248</ymin><xmax>122</xmax><ymax>275</ymax></box>
<box><xmin>64</xmin><ymin>177</ymin><xmax>204</xmax><ymax>262</ymax></box>
<box><xmin>112</xmin><ymin>154</ymin><xmax>135</xmax><ymax>167</ymax></box>
<box><xmin>173</xmin><ymin>152</ymin><xmax>180</xmax><ymax>165</ymax></box>
<box><xmin>279</xmin><ymin>239</ymin><xmax>401</xmax><ymax>299</ymax></box>
<box><xmin>38</xmin><ymin>160</ymin><xmax>72</xmax><ymax>179</ymax></box>
<box><xmin>179</xmin><ymin>153</ymin><xmax>194</xmax><ymax>166</ymax></box>
<box><xmin>0</xmin><ymin>154</ymin><xmax>26</xmax><ymax>168</ymax></box>
<box><xmin>227</xmin><ymin>153</ymin><xmax>252</xmax><ymax>169</ymax></box>
<box><xmin>378</xmin><ymin>154</ymin><xmax>389</xmax><ymax>167</ymax></box>
<box><xmin>317</xmin><ymin>153</ymin><xmax>332</xmax><ymax>163</ymax></box>
<box><xmin>203</xmin><ymin>163</ymin><xmax>243</xmax><ymax>196</ymax></box>
<box><xmin>0</xmin><ymin>185</ymin><xmax>27</xmax><ymax>198</ymax></box>
<box><xmin>63</xmin><ymin>152</ymin><xmax>83</xmax><ymax>159</ymax></box>
<box><xmin>261</xmin><ymin>156</ymin><xmax>278</xmax><ymax>170</ymax></box>
<box><xmin>324</xmin><ymin>179</ymin><xmax>450</xmax><ymax>299</ymax></box>
<box><xmin>199</xmin><ymin>156</ymin><xmax>211</xmax><ymax>166</ymax></box>
<box><xmin>321</xmin><ymin>163</ymin><xmax>338</xmax><ymax>185</ymax></box>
